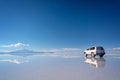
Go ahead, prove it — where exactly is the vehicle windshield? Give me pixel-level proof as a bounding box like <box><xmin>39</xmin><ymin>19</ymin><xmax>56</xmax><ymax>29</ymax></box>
<box><xmin>86</xmin><ymin>48</ymin><xmax>89</xmax><ymax>50</ymax></box>
<box><xmin>90</xmin><ymin>47</ymin><xmax>95</xmax><ymax>50</ymax></box>
<box><xmin>97</xmin><ymin>47</ymin><xmax>104</xmax><ymax>50</ymax></box>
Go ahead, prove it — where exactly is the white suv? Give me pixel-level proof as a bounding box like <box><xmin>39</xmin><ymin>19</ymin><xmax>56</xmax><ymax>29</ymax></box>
<box><xmin>84</xmin><ymin>46</ymin><xmax>105</xmax><ymax>57</ymax></box>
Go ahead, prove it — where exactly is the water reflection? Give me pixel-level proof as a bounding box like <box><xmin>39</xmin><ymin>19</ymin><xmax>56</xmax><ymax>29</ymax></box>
<box><xmin>0</xmin><ymin>52</ymin><xmax>120</xmax><ymax>80</ymax></box>
<box><xmin>0</xmin><ymin>59</ymin><xmax>28</xmax><ymax>64</ymax></box>
<box><xmin>0</xmin><ymin>54</ymin><xmax>29</xmax><ymax>64</ymax></box>
<box><xmin>84</xmin><ymin>57</ymin><xmax>106</xmax><ymax>68</ymax></box>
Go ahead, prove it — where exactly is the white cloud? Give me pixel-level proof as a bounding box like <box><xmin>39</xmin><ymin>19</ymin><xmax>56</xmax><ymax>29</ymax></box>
<box><xmin>63</xmin><ymin>48</ymin><xmax>81</xmax><ymax>51</ymax></box>
<box><xmin>62</xmin><ymin>55</ymin><xmax>81</xmax><ymax>58</ymax></box>
<box><xmin>49</xmin><ymin>49</ymin><xmax>61</xmax><ymax>52</ymax></box>
<box><xmin>112</xmin><ymin>47</ymin><xmax>120</xmax><ymax>50</ymax></box>
<box><xmin>36</xmin><ymin>48</ymin><xmax>81</xmax><ymax>53</ymax></box>
<box><xmin>0</xmin><ymin>43</ymin><xmax>29</xmax><ymax>48</ymax></box>
<box><xmin>35</xmin><ymin>49</ymin><xmax>60</xmax><ymax>53</ymax></box>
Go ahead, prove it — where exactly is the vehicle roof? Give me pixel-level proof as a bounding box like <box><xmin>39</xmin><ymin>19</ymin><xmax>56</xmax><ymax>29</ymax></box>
<box><xmin>90</xmin><ymin>46</ymin><xmax>103</xmax><ymax>48</ymax></box>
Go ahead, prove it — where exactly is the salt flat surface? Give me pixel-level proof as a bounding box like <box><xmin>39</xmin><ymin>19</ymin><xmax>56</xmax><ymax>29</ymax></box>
<box><xmin>0</xmin><ymin>52</ymin><xmax>120</xmax><ymax>80</ymax></box>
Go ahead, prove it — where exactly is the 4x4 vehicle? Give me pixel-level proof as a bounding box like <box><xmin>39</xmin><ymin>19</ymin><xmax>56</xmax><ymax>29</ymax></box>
<box><xmin>84</xmin><ymin>46</ymin><xmax>105</xmax><ymax>57</ymax></box>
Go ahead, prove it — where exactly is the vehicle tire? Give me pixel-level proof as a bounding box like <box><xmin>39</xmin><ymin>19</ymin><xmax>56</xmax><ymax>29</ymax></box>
<box><xmin>100</xmin><ymin>55</ymin><xmax>104</xmax><ymax>57</ymax></box>
<box><xmin>91</xmin><ymin>53</ymin><xmax>95</xmax><ymax>57</ymax></box>
<box><xmin>84</xmin><ymin>52</ymin><xmax>87</xmax><ymax>57</ymax></box>
<box><xmin>85</xmin><ymin>54</ymin><xmax>87</xmax><ymax>57</ymax></box>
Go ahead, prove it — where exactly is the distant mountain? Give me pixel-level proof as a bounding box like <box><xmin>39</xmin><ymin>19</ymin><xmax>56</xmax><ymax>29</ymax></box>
<box><xmin>0</xmin><ymin>49</ymin><xmax>54</xmax><ymax>57</ymax></box>
<box><xmin>0</xmin><ymin>52</ymin><xmax>7</xmax><ymax>54</ymax></box>
<box><xmin>0</xmin><ymin>49</ymin><xmax>53</xmax><ymax>57</ymax></box>
<box><xmin>5</xmin><ymin>49</ymin><xmax>41</xmax><ymax>57</ymax></box>
<box><xmin>9</xmin><ymin>49</ymin><xmax>40</xmax><ymax>53</ymax></box>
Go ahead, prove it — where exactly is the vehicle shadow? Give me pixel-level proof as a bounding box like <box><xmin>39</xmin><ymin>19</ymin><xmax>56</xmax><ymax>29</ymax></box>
<box><xmin>84</xmin><ymin>57</ymin><xmax>106</xmax><ymax>68</ymax></box>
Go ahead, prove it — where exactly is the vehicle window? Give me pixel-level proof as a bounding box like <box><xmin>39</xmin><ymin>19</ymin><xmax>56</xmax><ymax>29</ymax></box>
<box><xmin>90</xmin><ymin>47</ymin><xmax>92</xmax><ymax>50</ymax></box>
<box><xmin>90</xmin><ymin>47</ymin><xmax>95</xmax><ymax>50</ymax></box>
<box><xmin>97</xmin><ymin>47</ymin><xmax>104</xmax><ymax>50</ymax></box>
<box><xmin>87</xmin><ymin>48</ymin><xmax>89</xmax><ymax>50</ymax></box>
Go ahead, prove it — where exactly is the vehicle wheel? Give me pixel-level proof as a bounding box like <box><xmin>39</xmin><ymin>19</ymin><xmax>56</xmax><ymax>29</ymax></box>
<box><xmin>84</xmin><ymin>54</ymin><xmax>87</xmax><ymax>57</ymax></box>
<box><xmin>84</xmin><ymin>52</ymin><xmax>87</xmax><ymax>57</ymax></box>
<box><xmin>91</xmin><ymin>53</ymin><xmax>95</xmax><ymax>57</ymax></box>
<box><xmin>100</xmin><ymin>55</ymin><xmax>104</xmax><ymax>57</ymax></box>
<box><xmin>85</xmin><ymin>54</ymin><xmax>87</xmax><ymax>57</ymax></box>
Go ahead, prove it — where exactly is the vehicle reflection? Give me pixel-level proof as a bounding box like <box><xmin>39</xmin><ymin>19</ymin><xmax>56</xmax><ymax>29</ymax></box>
<box><xmin>84</xmin><ymin>57</ymin><xmax>106</xmax><ymax>68</ymax></box>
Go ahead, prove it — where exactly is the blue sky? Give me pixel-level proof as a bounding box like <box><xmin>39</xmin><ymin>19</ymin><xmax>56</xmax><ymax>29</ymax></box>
<box><xmin>0</xmin><ymin>0</ymin><xmax>120</xmax><ymax>51</ymax></box>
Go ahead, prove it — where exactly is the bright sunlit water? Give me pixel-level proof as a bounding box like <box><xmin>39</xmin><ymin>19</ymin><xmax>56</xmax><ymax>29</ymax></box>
<box><xmin>0</xmin><ymin>53</ymin><xmax>120</xmax><ymax>80</ymax></box>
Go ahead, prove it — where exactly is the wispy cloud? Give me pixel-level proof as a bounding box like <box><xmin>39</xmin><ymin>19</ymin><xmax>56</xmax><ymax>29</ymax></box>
<box><xmin>36</xmin><ymin>48</ymin><xmax>81</xmax><ymax>53</ymax></box>
<box><xmin>63</xmin><ymin>48</ymin><xmax>81</xmax><ymax>51</ymax></box>
<box><xmin>62</xmin><ymin>55</ymin><xmax>81</xmax><ymax>58</ymax></box>
<box><xmin>0</xmin><ymin>43</ymin><xmax>29</xmax><ymax>48</ymax></box>
<box><xmin>112</xmin><ymin>47</ymin><xmax>120</xmax><ymax>50</ymax></box>
<box><xmin>37</xmin><ymin>49</ymin><xmax>61</xmax><ymax>53</ymax></box>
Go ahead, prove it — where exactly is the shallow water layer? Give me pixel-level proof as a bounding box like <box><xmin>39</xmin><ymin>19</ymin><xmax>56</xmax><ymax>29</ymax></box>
<box><xmin>0</xmin><ymin>54</ymin><xmax>120</xmax><ymax>80</ymax></box>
